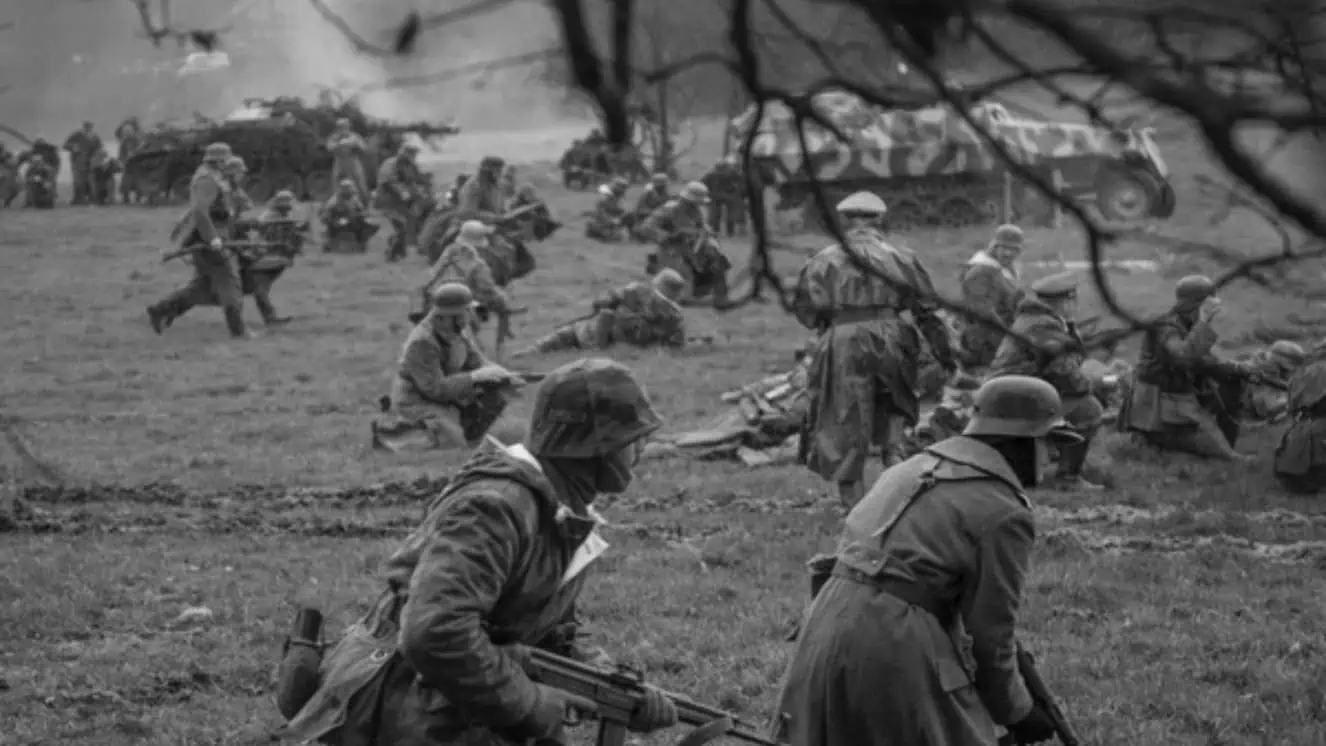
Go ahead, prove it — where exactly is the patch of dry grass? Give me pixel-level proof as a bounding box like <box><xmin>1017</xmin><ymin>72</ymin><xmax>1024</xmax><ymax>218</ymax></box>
<box><xmin>4</xmin><ymin>116</ymin><xmax>1326</xmax><ymax>746</ymax></box>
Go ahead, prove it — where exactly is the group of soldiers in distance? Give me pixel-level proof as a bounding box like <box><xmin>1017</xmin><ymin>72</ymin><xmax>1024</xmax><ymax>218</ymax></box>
<box><xmin>0</xmin><ymin>121</ymin><xmax>126</xmax><ymax>208</ymax></box>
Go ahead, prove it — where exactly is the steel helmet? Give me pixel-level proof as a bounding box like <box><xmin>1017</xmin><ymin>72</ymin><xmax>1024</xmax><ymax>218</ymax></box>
<box><xmin>527</xmin><ymin>358</ymin><xmax>663</xmax><ymax>459</ymax></box>
<box><xmin>429</xmin><ymin>282</ymin><xmax>476</xmax><ymax>316</ymax></box>
<box><xmin>964</xmin><ymin>375</ymin><xmax>1081</xmax><ymax>441</ymax></box>
<box><xmin>680</xmin><ymin>182</ymin><xmax>710</xmax><ymax>203</ymax></box>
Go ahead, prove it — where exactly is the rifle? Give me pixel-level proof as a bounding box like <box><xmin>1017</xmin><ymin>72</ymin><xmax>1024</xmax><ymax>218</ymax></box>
<box><xmin>494</xmin><ymin>306</ymin><xmax>529</xmax><ymax>357</ymax></box>
<box><xmin>525</xmin><ymin>647</ymin><xmax>777</xmax><ymax>746</ymax></box>
<box><xmin>997</xmin><ymin>646</ymin><xmax>1081</xmax><ymax>746</ymax></box>
<box><xmin>161</xmin><ymin>240</ymin><xmax>282</xmax><ymax>263</ymax></box>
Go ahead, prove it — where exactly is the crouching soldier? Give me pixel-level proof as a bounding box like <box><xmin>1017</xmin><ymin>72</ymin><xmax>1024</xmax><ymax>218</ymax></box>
<box><xmin>1120</xmin><ymin>275</ymin><xmax>1258</xmax><ymax>461</ymax></box>
<box><xmin>512</xmin><ymin>270</ymin><xmax>687</xmax><ymax>357</ymax></box>
<box><xmin>376</xmin><ymin>283</ymin><xmax>521</xmax><ymax>450</ymax></box>
<box><xmin>1274</xmin><ymin>343</ymin><xmax>1326</xmax><ymax>493</ymax></box>
<box><xmin>773</xmin><ymin>375</ymin><xmax>1072</xmax><ymax>746</ymax></box>
<box><xmin>281</xmin><ymin>358</ymin><xmax>680</xmax><ymax>746</ymax></box>
<box><xmin>987</xmin><ymin>271</ymin><xmax>1104</xmax><ymax>489</ymax></box>
<box><xmin>585</xmin><ymin>178</ymin><xmax>629</xmax><ymax>242</ymax></box>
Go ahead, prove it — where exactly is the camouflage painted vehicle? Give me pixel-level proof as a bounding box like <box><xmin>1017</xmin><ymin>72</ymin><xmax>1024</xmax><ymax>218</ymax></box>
<box><xmin>122</xmin><ymin>94</ymin><xmax>458</xmax><ymax>206</ymax></box>
<box><xmin>728</xmin><ymin>89</ymin><xmax>1175</xmax><ymax>231</ymax></box>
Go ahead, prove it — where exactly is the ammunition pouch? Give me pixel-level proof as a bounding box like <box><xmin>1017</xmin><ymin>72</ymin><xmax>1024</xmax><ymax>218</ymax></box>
<box><xmin>275</xmin><ymin>607</ymin><xmax>326</xmax><ymax>720</ymax></box>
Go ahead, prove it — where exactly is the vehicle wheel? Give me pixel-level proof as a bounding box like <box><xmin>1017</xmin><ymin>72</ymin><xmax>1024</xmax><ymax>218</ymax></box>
<box><xmin>887</xmin><ymin>200</ymin><xmax>926</xmax><ymax>231</ymax></box>
<box><xmin>1097</xmin><ymin>170</ymin><xmax>1156</xmax><ymax>222</ymax></box>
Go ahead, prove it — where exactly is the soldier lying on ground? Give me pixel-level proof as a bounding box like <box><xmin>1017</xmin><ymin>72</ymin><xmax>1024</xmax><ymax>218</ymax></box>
<box><xmin>1274</xmin><ymin>341</ymin><xmax>1326</xmax><ymax>493</ymax></box>
<box><xmin>774</xmin><ymin>376</ymin><xmax>1069</xmax><ymax>746</ymax></box>
<box><xmin>510</xmin><ymin>270</ymin><xmax>687</xmax><ymax>358</ymax></box>
<box><xmin>585</xmin><ymin>178</ymin><xmax>629</xmax><ymax>242</ymax></box>
<box><xmin>285</xmin><ymin>358</ymin><xmax>677</xmax><ymax>745</ymax></box>
<box><xmin>373</xmin><ymin>283</ymin><xmax>522</xmax><ymax>451</ymax></box>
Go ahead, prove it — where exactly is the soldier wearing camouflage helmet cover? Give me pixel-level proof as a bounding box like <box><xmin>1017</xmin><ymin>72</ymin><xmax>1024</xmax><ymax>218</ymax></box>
<box><xmin>1120</xmin><ymin>274</ymin><xmax>1257</xmax><ymax>460</ymax></box>
<box><xmin>284</xmin><ymin>358</ymin><xmax>679</xmax><ymax>746</ymax></box>
<box><xmin>148</xmin><ymin>141</ymin><xmax>252</xmax><ymax>338</ymax></box>
<box><xmin>422</xmin><ymin>221</ymin><xmax>512</xmax><ymax>334</ymax></box>
<box><xmin>793</xmin><ymin>191</ymin><xmax>957</xmax><ymax>508</ymax></box>
<box><xmin>987</xmin><ymin>271</ymin><xmax>1104</xmax><ymax>489</ymax></box>
<box><xmin>511</xmin><ymin>270</ymin><xmax>688</xmax><ymax>358</ymax></box>
<box><xmin>221</xmin><ymin>155</ymin><xmax>255</xmax><ymax>213</ymax></box>
<box><xmin>1236</xmin><ymin>340</ymin><xmax>1305</xmax><ymax>422</ymax></box>
<box><xmin>775</xmin><ymin>375</ymin><xmax>1073</xmax><ymax>746</ymax></box>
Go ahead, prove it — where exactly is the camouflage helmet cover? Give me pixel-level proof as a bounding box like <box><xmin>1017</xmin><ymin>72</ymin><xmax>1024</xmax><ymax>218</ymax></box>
<box><xmin>963</xmin><ymin>375</ymin><xmax>1081</xmax><ymax>442</ymax></box>
<box><xmin>527</xmin><ymin>358</ymin><xmax>663</xmax><ymax>459</ymax></box>
<box><xmin>430</xmin><ymin>282</ymin><xmax>476</xmax><ymax>315</ymax></box>
<box><xmin>680</xmin><ymin>181</ymin><xmax>710</xmax><ymax>203</ymax></box>
<box><xmin>1269</xmin><ymin>340</ymin><xmax>1307</xmax><ymax>365</ymax></box>
<box><xmin>652</xmin><ymin>268</ymin><xmax>686</xmax><ymax>292</ymax></box>
<box><xmin>224</xmin><ymin>155</ymin><xmax>247</xmax><ymax>174</ymax></box>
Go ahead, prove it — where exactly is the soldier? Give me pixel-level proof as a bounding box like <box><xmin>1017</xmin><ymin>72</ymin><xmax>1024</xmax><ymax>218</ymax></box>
<box><xmin>585</xmin><ymin>177</ymin><xmax>629</xmax><ymax>241</ymax></box>
<box><xmin>320</xmin><ymin>178</ymin><xmax>373</xmax><ymax>250</ymax></box>
<box><xmin>986</xmin><ymin>271</ymin><xmax>1103</xmax><ymax>489</ymax></box>
<box><xmin>1273</xmin><ymin>343</ymin><xmax>1326</xmax><ymax>493</ymax></box>
<box><xmin>88</xmin><ymin>145</ymin><xmax>121</xmax><ymax>205</ymax></box>
<box><xmin>1119</xmin><ymin>275</ymin><xmax>1256</xmax><ymax>460</ymax></box>
<box><xmin>455</xmin><ymin>155</ymin><xmax>508</xmax><ymax>223</ymax></box>
<box><xmin>262</xmin><ymin>190</ymin><xmax>298</xmax><ymax>221</ymax></box>
<box><xmin>380</xmin><ymin>283</ymin><xmax>520</xmax><ymax>448</ymax></box>
<box><xmin>444</xmin><ymin>173</ymin><xmax>469</xmax><ymax>207</ymax></box>
<box><xmin>773</xmin><ymin>376</ymin><xmax>1070</xmax><ymax>746</ymax></box>
<box><xmin>0</xmin><ymin>146</ymin><xmax>17</xmax><ymax>208</ymax></box>
<box><xmin>500</xmin><ymin>163</ymin><xmax>518</xmax><ymax>202</ymax></box>
<box><xmin>793</xmin><ymin>191</ymin><xmax>957</xmax><ymax>509</ymax></box>
<box><xmin>326</xmin><ymin>118</ymin><xmax>368</xmax><ymax>197</ymax></box>
<box><xmin>422</xmin><ymin>221</ymin><xmax>512</xmax><ymax>333</ymax></box>
<box><xmin>19</xmin><ymin>137</ymin><xmax>61</xmax><ymax>174</ymax></box>
<box><xmin>560</xmin><ymin>138</ymin><xmax>591</xmax><ymax>187</ymax></box>
<box><xmin>512</xmin><ymin>270</ymin><xmax>687</xmax><ymax>357</ymax></box>
<box><xmin>1240</xmin><ymin>340</ymin><xmax>1304</xmax><ymax>422</ymax></box>
<box><xmin>284</xmin><ymin>357</ymin><xmax>677</xmax><ymax>745</ymax></box>
<box><xmin>22</xmin><ymin>156</ymin><xmax>56</xmax><ymax>209</ymax></box>
<box><xmin>63</xmin><ymin>121</ymin><xmax>102</xmax><ymax>205</ymax></box>
<box><xmin>631</xmin><ymin>172</ymin><xmax>672</xmax><ymax>227</ymax></box>
<box><xmin>147</xmin><ymin>142</ymin><xmax>252</xmax><ymax>339</ymax></box>
<box><xmin>221</xmin><ymin>155</ymin><xmax>255</xmax><ymax>214</ymax></box>
<box><xmin>114</xmin><ymin>117</ymin><xmax>143</xmax><ymax>162</ymax></box>
<box><xmin>375</xmin><ymin>142</ymin><xmax>425</xmax><ymax>262</ymax></box>
<box><xmin>959</xmin><ymin>224</ymin><xmax>1025</xmax><ymax>370</ymax></box>
<box><xmin>640</xmin><ymin>181</ymin><xmax>729</xmax><ymax>302</ymax></box>
<box><xmin>701</xmin><ymin>154</ymin><xmax>746</xmax><ymax>237</ymax></box>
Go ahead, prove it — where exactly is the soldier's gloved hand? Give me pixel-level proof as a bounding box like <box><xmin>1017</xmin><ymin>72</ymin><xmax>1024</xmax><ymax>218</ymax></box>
<box><xmin>209</xmin><ymin>237</ymin><xmax>224</xmax><ymax>250</ymax></box>
<box><xmin>1007</xmin><ymin>703</ymin><xmax>1057</xmax><ymax>744</ymax></box>
<box><xmin>518</xmin><ymin>684</ymin><xmax>599</xmax><ymax>740</ymax></box>
<box><xmin>627</xmin><ymin>685</ymin><xmax>679</xmax><ymax>733</ymax></box>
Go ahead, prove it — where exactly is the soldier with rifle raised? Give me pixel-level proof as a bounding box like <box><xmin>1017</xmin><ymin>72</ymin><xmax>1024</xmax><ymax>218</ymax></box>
<box><xmin>147</xmin><ymin>142</ymin><xmax>254</xmax><ymax>338</ymax></box>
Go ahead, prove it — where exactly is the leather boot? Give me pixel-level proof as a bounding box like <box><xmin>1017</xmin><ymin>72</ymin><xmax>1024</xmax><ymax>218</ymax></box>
<box><xmin>224</xmin><ymin>307</ymin><xmax>252</xmax><ymax>339</ymax></box>
<box><xmin>147</xmin><ymin>304</ymin><xmax>169</xmax><ymax>334</ymax></box>
<box><xmin>256</xmin><ymin>296</ymin><xmax>291</xmax><ymax>327</ymax></box>
<box><xmin>1052</xmin><ymin>436</ymin><xmax>1104</xmax><ymax>490</ymax></box>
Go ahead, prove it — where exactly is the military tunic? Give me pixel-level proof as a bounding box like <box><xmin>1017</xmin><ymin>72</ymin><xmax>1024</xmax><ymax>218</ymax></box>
<box><xmin>375</xmin><ymin>155</ymin><xmax>423</xmax><ymax>258</ymax></box>
<box><xmin>532</xmin><ymin>282</ymin><xmax>685</xmax><ymax>353</ymax></box>
<box><xmin>152</xmin><ymin>165</ymin><xmax>247</xmax><ymax>330</ymax></box>
<box><xmin>958</xmin><ymin>251</ymin><xmax>1023</xmax><ymax>369</ymax></box>
<box><xmin>794</xmin><ymin>227</ymin><xmax>955</xmax><ymax>484</ymax></box>
<box><xmin>1274</xmin><ymin>353</ymin><xmax>1326</xmax><ymax>492</ymax></box>
<box><xmin>774</xmin><ymin>436</ymin><xmax>1033</xmax><ymax>746</ymax></box>
<box><xmin>987</xmin><ymin>296</ymin><xmax>1102</xmax><ymax>432</ymax></box>
<box><xmin>327</xmin><ymin>131</ymin><xmax>368</xmax><ymax>196</ymax></box>
<box><xmin>1119</xmin><ymin>310</ymin><xmax>1245</xmax><ymax>459</ymax></box>
<box><xmin>424</xmin><ymin>243</ymin><xmax>510</xmax><ymax>319</ymax></box>
<box><xmin>389</xmin><ymin>320</ymin><xmax>497</xmax><ymax>446</ymax></box>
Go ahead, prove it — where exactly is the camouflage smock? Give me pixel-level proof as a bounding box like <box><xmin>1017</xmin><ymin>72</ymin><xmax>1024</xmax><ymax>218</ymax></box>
<box><xmin>986</xmin><ymin>296</ymin><xmax>1093</xmax><ymax>399</ymax></box>
<box><xmin>283</xmin><ymin>441</ymin><xmax>607</xmax><ymax>746</ymax></box>
<box><xmin>391</xmin><ymin>321</ymin><xmax>488</xmax><ymax>419</ymax></box>
<box><xmin>425</xmin><ymin>243</ymin><xmax>510</xmax><ymax>315</ymax></box>
<box><xmin>794</xmin><ymin>228</ymin><xmax>955</xmax><ymax>483</ymax></box>
<box><xmin>1119</xmin><ymin>309</ymin><xmax>1238</xmax><ymax>434</ymax></box>
<box><xmin>958</xmin><ymin>251</ymin><xmax>1022</xmax><ymax>368</ymax></box>
<box><xmin>1275</xmin><ymin>355</ymin><xmax>1326</xmax><ymax>491</ymax></box>
<box><xmin>596</xmin><ymin>281</ymin><xmax>685</xmax><ymax>348</ymax></box>
<box><xmin>774</xmin><ymin>437</ymin><xmax>1033</xmax><ymax>746</ymax></box>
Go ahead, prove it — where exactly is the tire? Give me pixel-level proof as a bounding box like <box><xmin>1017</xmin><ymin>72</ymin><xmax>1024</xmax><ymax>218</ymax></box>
<box><xmin>1097</xmin><ymin>170</ymin><xmax>1158</xmax><ymax>222</ymax></box>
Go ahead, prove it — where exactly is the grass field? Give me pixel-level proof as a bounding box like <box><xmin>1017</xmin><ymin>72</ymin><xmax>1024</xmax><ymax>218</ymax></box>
<box><xmin>4</xmin><ymin>106</ymin><xmax>1326</xmax><ymax>746</ymax></box>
